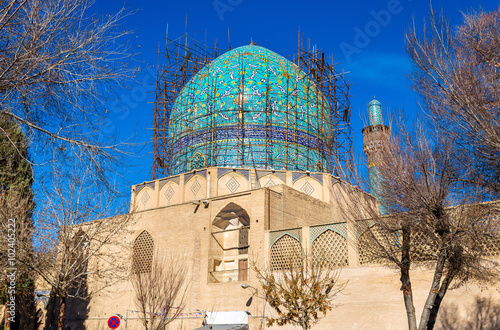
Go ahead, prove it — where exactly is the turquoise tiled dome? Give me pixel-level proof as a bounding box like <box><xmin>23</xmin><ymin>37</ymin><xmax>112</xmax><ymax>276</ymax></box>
<box><xmin>167</xmin><ymin>45</ymin><xmax>333</xmax><ymax>174</ymax></box>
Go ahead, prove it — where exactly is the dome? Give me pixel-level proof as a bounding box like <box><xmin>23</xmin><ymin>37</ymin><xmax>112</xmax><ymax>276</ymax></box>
<box><xmin>167</xmin><ymin>45</ymin><xmax>333</xmax><ymax>175</ymax></box>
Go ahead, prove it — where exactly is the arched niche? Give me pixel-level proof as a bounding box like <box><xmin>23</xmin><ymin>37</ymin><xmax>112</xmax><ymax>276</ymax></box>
<box><xmin>311</xmin><ymin>229</ymin><xmax>348</xmax><ymax>268</ymax></box>
<box><xmin>209</xmin><ymin>203</ymin><xmax>250</xmax><ymax>283</ymax></box>
<box><xmin>270</xmin><ymin>234</ymin><xmax>303</xmax><ymax>271</ymax></box>
<box><xmin>132</xmin><ymin>231</ymin><xmax>154</xmax><ymax>274</ymax></box>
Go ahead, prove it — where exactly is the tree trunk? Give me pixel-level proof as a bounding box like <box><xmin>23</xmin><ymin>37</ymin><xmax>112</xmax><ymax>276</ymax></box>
<box><xmin>4</xmin><ymin>303</ymin><xmax>11</xmax><ymax>330</ymax></box>
<box><xmin>400</xmin><ymin>228</ymin><xmax>417</xmax><ymax>330</ymax></box>
<box><xmin>418</xmin><ymin>249</ymin><xmax>447</xmax><ymax>330</ymax></box>
<box><xmin>426</xmin><ymin>272</ymin><xmax>453</xmax><ymax>330</ymax></box>
<box><xmin>57</xmin><ymin>295</ymin><xmax>66</xmax><ymax>330</ymax></box>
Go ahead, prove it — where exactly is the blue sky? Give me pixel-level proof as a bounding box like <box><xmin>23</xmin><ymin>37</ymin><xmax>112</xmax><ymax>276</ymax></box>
<box><xmin>87</xmin><ymin>0</ymin><xmax>499</xmax><ymax>198</ymax></box>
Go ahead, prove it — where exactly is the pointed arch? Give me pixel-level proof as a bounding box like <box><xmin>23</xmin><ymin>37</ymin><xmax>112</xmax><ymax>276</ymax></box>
<box><xmin>270</xmin><ymin>234</ymin><xmax>303</xmax><ymax>271</ymax></box>
<box><xmin>311</xmin><ymin>229</ymin><xmax>348</xmax><ymax>268</ymax></box>
<box><xmin>212</xmin><ymin>202</ymin><xmax>250</xmax><ymax>230</ymax></box>
<box><xmin>209</xmin><ymin>203</ymin><xmax>250</xmax><ymax>283</ymax></box>
<box><xmin>189</xmin><ymin>152</ymin><xmax>206</xmax><ymax>170</ymax></box>
<box><xmin>132</xmin><ymin>231</ymin><xmax>154</xmax><ymax>273</ymax></box>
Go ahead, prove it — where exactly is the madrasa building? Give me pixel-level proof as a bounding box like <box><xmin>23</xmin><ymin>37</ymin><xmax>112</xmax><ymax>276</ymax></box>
<box><xmin>60</xmin><ymin>40</ymin><xmax>499</xmax><ymax>330</ymax></box>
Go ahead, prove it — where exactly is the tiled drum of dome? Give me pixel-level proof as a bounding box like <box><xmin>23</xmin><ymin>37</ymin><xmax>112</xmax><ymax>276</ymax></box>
<box><xmin>168</xmin><ymin>45</ymin><xmax>333</xmax><ymax>175</ymax></box>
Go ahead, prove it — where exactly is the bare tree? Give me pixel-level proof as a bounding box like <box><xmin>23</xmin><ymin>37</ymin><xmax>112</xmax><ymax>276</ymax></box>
<box><xmin>337</xmin><ymin>119</ymin><xmax>500</xmax><ymax>330</ymax></box>
<box><xmin>132</xmin><ymin>252</ymin><xmax>188</xmax><ymax>330</ymax></box>
<box><xmin>252</xmin><ymin>253</ymin><xmax>343</xmax><ymax>330</ymax></box>
<box><xmin>0</xmin><ymin>0</ymin><xmax>135</xmax><ymax>187</ymax></box>
<box><xmin>438</xmin><ymin>296</ymin><xmax>500</xmax><ymax>330</ymax></box>
<box><xmin>406</xmin><ymin>7</ymin><xmax>500</xmax><ymax>196</ymax></box>
<box><xmin>18</xmin><ymin>168</ymin><xmax>133</xmax><ymax>330</ymax></box>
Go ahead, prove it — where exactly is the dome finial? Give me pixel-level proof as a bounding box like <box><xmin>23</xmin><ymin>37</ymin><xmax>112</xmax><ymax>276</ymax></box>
<box><xmin>249</xmin><ymin>38</ymin><xmax>257</xmax><ymax>46</ymax></box>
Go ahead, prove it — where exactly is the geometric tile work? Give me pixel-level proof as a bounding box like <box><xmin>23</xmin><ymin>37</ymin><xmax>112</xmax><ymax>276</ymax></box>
<box><xmin>164</xmin><ymin>184</ymin><xmax>175</xmax><ymax>201</ymax></box>
<box><xmin>167</xmin><ymin>45</ymin><xmax>334</xmax><ymax>175</ymax></box>
<box><xmin>257</xmin><ymin>170</ymin><xmax>286</xmax><ymax>183</ymax></box>
<box><xmin>217</xmin><ymin>168</ymin><xmax>234</xmax><ymax>179</ymax></box>
<box><xmin>270</xmin><ymin>234</ymin><xmax>303</xmax><ymax>271</ymax></box>
<box><xmin>226</xmin><ymin>177</ymin><xmax>240</xmax><ymax>193</ymax></box>
<box><xmin>264</xmin><ymin>177</ymin><xmax>276</xmax><ymax>187</ymax></box>
<box><xmin>159</xmin><ymin>175</ymin><xmax>180</xmax><ymax>189</ymax></box>
<box><xmin>269</xmin><ymin>229</ymin><xmax>302</xmax><ymax>247</ymax></box>
<box><xmin>140</xmin><ymin>189</ymin><xmax>150</xmax><ymax>207</ymax></box>
<box><xmin>132</xmin><ymin>231</ymin><xmax>154</xmax><ymax>274</ymax></box>
<box><xmin>311</xmin><ymin>223</ymin><xmax>348</xmax><ymax>241</ymax></box>
<box><xmin>300</xmin><ymin>180</ymin><xmax>315</xmax><ymax>196</ymax></box>
<box><xmin>292</xmin><ymin>172</ymin><xmax>307</xmax><ymax>183</ymax></box>
<box><xmin>311</xmin><ymin>228</ymin><xmax>348</xmax><ymax>268</ymax></box>
<box><xmin>191</xmin><ymin>177</ymin><xmax>201</xmax><ymax>197</ymax></box>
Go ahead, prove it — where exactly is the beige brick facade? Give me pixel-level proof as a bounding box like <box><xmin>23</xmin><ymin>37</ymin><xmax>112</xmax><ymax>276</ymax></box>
<box><xmin>58</xmin><ymin>167</ymin><xmax>499</xmax><ymax>330</ymax></box>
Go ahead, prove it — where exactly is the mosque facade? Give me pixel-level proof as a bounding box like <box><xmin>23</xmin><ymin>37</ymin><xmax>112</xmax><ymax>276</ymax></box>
<box><xmin>59</xmin><ymin>44</ymin><xmax>498</xmax><ymax>330</ymax></box>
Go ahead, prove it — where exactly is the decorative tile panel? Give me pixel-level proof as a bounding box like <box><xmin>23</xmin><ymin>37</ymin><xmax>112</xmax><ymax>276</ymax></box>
<box><xmin>226</xmin><ymin>177</ymin><xmax>240</xmax><ymax>193</ymax></box>
<box><xmin>140</xmin><ymin>190</ymin><xmax>150</xmax><ymax>206</ymax></box>
<box><xmin>300</xmin><ymin>181</ymin><xmax>315</xmax><ymax>196</ymax></box>
<box><xmin>159</xmin><ymin>175</ymin><xmax>180</xmax><ymax>189</ymax></box>
<box><xmin>264</xmin><ymin>177</ymin><xmax>276</xmax><ymax>187</ymax></box>
<box><xmin>191</xmin><ymin>177</ymin><xmax>201</xmax><ymax>197</ymax></box>
<box><xmin>164</xmin><ymin>185</ymin><xmax>175</xmax><ymax>201</ymax></box>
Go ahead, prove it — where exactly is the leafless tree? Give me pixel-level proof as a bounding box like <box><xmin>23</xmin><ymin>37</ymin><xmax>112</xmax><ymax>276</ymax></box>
<box><xmin>438</xmin><ymin>296</ymin><xmax>500</xmax><ymax>330</ymax></box>
<box><xmin>0</xmin><ymin>0</ymin><xmax>135</xmax><ymax>187</ymax></box>
<box><xmin>132</xmin><ymin>251</ymin><xmax>188</xmax><ymax>330</ymax></box>
<box><xmin>252</xmin><ymin>252</ymin><xmax>344</xmax><ymax>330</ymax></box>
<box><xmin>337</xmin><ymin>118</ymin><xmax>499</xmax><ymax>330</ymax></box>
<box><xmin>406</xmin><ymin>7</ymin><xmax>500</xmax><ymax>196</ymax></box>
<box><xmin>18</xmin><ymin>168</ymin><xmax>133</xmax><ymax>330</ymax></box>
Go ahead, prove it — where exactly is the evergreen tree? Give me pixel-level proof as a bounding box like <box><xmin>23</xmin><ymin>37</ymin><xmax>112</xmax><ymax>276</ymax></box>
<box><xmin>0</xmin><ymin>114</ymin><xmax>36</xmax><ymax>329</ymax></box>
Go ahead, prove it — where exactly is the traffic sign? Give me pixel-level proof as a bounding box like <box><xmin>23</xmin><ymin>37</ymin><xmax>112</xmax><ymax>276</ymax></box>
<box><xmin>108</xmin><ymin>316</ymin><xmax>120</xmax><ymax>329</ymax></box>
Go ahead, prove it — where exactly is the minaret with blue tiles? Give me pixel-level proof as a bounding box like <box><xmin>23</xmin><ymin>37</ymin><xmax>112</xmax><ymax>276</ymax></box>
<box><xmin>362</xmin><ymin>98</ymin><xmax>390</xmax><ymax>215</ymax></box>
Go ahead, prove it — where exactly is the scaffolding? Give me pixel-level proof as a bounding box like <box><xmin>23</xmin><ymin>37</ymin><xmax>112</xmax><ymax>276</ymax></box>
<box><xmin>152</xmin><ymin>33</ymin><xmax>354</xmax><ymax>181</ymax></box>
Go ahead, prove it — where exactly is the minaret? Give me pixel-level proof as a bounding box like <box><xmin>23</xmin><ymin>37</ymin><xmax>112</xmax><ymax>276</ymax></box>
<box><xmin>362</xmin><ymin>98</ymin><xmax>390</xmax><ymax>215</ymax></box>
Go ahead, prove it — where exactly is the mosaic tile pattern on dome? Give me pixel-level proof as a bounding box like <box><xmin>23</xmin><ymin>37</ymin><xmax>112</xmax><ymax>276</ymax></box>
<box><xmin>167</xmin><ymin>45</ymin><xmax>334</xmax><ymax>175</ymax></box>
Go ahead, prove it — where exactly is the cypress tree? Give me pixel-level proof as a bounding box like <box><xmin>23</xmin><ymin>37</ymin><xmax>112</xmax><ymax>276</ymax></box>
<box><xmin>0</xmin><ymin>114</ymin><xmax>35</xmax><ymax>330</ymax></box>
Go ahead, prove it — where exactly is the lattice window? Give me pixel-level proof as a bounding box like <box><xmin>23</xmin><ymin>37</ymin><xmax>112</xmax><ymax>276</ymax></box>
<box><xmin>410</xmin><ymin>230</ymin><xmax>438</xmax><ymax>262</ymax></box>
<box><xmin>480</xmin><ymin>211</ymin><xmax>500</xmax><ymax>258</ymax></box>
<box><xmin>132</xmin><ymin>231</ymin><xmax>154</xmax><ymax>273</ymax></box>
<box><xmin>312</xmin><ymin>229</ymin><xmax>348</xmax><ymax>268</ymax></box>
<box><xmin>358</xmin><ymin>224</ymin><xmax>397</xmax><ymax>265</ymax></box>
<box><xmin>482</xmin><ymin>234</ymin><xmax>500</xmax><ymax>258</ymax></box>
<box><xmin>270</xmin><ymin>234</ymin><xmax>303</xmax><ymax>271</ymax></box>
